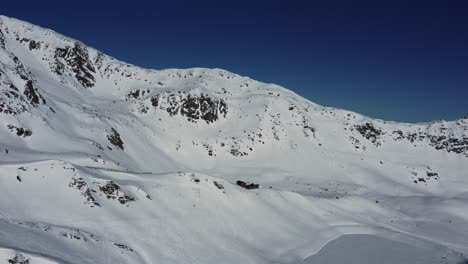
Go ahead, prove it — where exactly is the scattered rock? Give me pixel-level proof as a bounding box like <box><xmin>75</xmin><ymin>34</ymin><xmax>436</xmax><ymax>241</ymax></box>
<box><xmin>213</xmin><ymin>181</ymin><xmax>224</xmax><ymax>190</ymax></box>
<box><xmin>114</xmin><ymin>243</ymin><xmax>134</xmax><ymax>252</ymax></box>
<box><xmin>59</xmin><ymin>231</ymin><xmax>83</xmax><ymax>240</ymax></box>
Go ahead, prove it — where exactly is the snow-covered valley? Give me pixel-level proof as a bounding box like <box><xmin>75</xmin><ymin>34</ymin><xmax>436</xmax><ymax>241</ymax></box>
<box><xmin>0</xmin><ymin>15</ymin><xmax>467</xmax><ymax>263</ymax></box>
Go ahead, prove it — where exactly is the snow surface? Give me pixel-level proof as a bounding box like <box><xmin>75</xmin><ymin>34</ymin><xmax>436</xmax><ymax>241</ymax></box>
<box><xmin>305</xmin><ymin>234</ymin><xmax>463</xmax><ymax>264</ymax></box>
<box><xmin>0</xmin><ymin>15</ymin><xmax>467</xmax><ymax>263</ymax></box>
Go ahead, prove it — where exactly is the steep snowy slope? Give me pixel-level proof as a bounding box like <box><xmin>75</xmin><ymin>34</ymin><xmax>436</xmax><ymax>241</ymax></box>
<box><xmin>0</xmin><ymin>15</ymin><xmax>467</xmax><ymax>264</ymax></box>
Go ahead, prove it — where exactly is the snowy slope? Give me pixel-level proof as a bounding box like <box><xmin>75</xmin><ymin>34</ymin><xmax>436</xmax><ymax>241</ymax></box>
<box><xmin>0</xmin><ymin>15</ymin><xmax>467</xmax><ymax>263</ymax></box>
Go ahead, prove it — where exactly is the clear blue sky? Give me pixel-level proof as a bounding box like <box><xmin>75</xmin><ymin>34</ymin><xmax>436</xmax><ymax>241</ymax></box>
<box><xmin>2</xmin><ymin>2</ymin><xmax>467</xmax><ymax>122</ymax></box>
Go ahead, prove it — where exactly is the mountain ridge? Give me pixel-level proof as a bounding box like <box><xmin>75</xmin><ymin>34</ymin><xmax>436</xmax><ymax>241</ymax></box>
<box><xmin>0</xmin><ymin>15</ymin><xmax>467</xmax><ymax>264</ymax></box>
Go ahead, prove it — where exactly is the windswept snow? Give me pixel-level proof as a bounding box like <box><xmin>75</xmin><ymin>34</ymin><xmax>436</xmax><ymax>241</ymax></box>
<box><xmin>0</xmin><ymin>15</ymin><xmax>467</xmax><ymax>263</ymax></box>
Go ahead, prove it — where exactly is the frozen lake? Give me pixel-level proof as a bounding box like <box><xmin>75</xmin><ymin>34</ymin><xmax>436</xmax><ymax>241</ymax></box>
<box><xmin>305</xmin><ymin>234</ymin><xmax>466</xmax><ymax>264</ymax></box>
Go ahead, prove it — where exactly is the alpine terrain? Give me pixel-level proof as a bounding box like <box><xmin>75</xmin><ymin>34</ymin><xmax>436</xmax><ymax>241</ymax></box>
<box><xmin>0</xmin><ymin>15</ymin><xmax>467</xmax><ymax>264</ymax></box>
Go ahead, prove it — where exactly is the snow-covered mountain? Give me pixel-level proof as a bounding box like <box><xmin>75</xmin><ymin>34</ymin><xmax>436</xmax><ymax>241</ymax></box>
<box><xmin>0</xmin><ymin>15</ymin><xmax>467</xmax><ymax>264</ymax></box>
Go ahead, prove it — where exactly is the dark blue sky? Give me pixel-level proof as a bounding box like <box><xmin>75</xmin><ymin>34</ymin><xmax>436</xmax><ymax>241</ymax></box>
<box><xmin>2</xmin><ymin>2</ymin><xmax>467</xmax><ymax>122</ymax></box>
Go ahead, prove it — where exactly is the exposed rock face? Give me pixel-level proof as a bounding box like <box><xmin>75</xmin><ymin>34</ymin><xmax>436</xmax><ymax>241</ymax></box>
<box><xmin>69</xmin><ymin>177</ymin><xmax>100</xmax><ymax>208</ymax></box>
<box><xmin>18</xmin><ymin>37</ymin><xmax>41</xmax><ymax>50</ymax></box>
<box><xmin>29</xmin><ymin>40</ymin><xmax>40</xmax><ymax>50</ymax></box>
<box><xmin>391</xmin><ymin>122</ymin><xmax>468</xmax><ymax>157</ymax></box>
<box><xmin>152</xmin><ymin>91</ymin><xmax>228</xmax><ymax>124</ymax></box>
<box><xmin>93</xmin><ymin>52</ymin><xmax>105</xmax><ymax>70</ymax></box>
<box><xmin>428</xmin><ymin>134</ymin><xmax>468</xmax><ymax>156</ymax></box>
<box><xmin>213</xmin><ymin>181</ymin><xmax>224</xmax><ymax>190</ymax></box>
<box><xmin>24</xmin><ymin>80</ymin><xmax>45</xmax><ymax>106</ymax></box>
<box><xmin>302</xmin><ymin>116</ymin><xmax>316</xmax><ymax>138</ymax></box>
<box><xmin>0</xmin><ymin>55</ymin><xmax>46</xmax><ymax>115</ymax></box>
<box><xmin>236</xmin><ymin>180</ymin><xmax>259</xmax><ymax>189</ymax></box>
<box><xmin>7</xmin><ymin>125</ymin><xmax>32</xmax><ymax>137</ymax></box>
<box><xmin>13</xmin><ymin>56</ymin><xmax>33</xmax><ymax>81</ymax></box>
<box><xmin>27</xmin><ymin>40</ymin><xmax>40</xmax><ymax>50</ymax></box>
<box><xmin>12</xmin><ymin>56</ymin><xmax>46</xmax><ymax>106</ymax></box>
<box><xmin>393</xmin><ymin>130</ymin><xmax>405</xmax><ymax>141</ymax></box>
<box><xmin>107</xmin><ymin>128</ymin><xmax>124</xmax><ymax>150</ymax></box>
<box><xmin>98</xmin><ymin>181</ymin><xmax>135</xmax><ymax>205</ymax></box>
<box><xmin>114</xmin><ymin>243</ymin><xmax>134</xmax><ymax>252</ymax></box>
<box><xmin>186</xmin><ymin>94</ymin><xmax>228</xmax><ymax>123</ymax></box>
<box><xmin>0</xmin><ymin>28</ymin><xmax>5</xmax><ymax>49</ymax></box>
<box><xmin>54</xmin><ymin>42</ymin><xmax>96</xmax><ymax>88</ymax></box>
<box><xmin>0</xmin><ymin>80</ymin><xmax>45</xmax><ymax>115</ymax></box>
<box><xmin>7</xmin><ymin>254</ymin><xmax>30</xmax><ymax>264</ymax></box>
<box><xmin>0</xmin><ymin>83</ymin><xmax>24</xmax><ymax>115</ymax></box>
<box><xmin>355</xmin><ymin>123</ymin><xmax>383</xmax><ymax>146</ymax></box>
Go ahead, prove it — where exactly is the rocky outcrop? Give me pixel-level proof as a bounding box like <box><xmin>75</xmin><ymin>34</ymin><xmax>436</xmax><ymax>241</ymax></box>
<box><xmin>428</xmin><ymin>135</ymin><xmax>468</xmax><ymax>156</ymax></box>
<box><xmin>355</xmin><ymin>123</ymin><xmax>383</xmax><ymax>146</ymax></box>
<box><xmin>0</xmin><ymin>83</ymin><xmax>24</xmax><ymax>114</ymax></box>
<box><xmin>13</xmin><ymin>56</ymin><xmax>33</xmax><ymax>81</ymax></box>
<box><xmin>98</xmin><ymin>181</ymin><xmax>135</xmax><ymax>205</ymax></box>
<box><xmin>19</xmin><ymin>37</ymin><xmax>41</xmax><ymax>50</ymax></box>
<box><xmin>114</xmin><ymin>243</ymin><xmax>134</xmax><ymax>252</ymax></box>
<box><xmin>302</xmin><ymin>116</ymin><xmax>316</xmax><ymax>138</ymax></box>
<box><xmin>7</xmin><ymin>253</ymin><xmax>30</xmax><ymax>264</ymax></box>
<box><xmin>213</xmin><ymin>181</ymin><xmax>224</xmax><ymax>190</ymax></box>
<box><xmin>69</xmin><ymin>177</ymin><xmax>100</xmax><ymax>208</ymax></box>
<box><xmin>126</xmin><ymin>89</ymin><xmax>150</xmax><ymax>100</ymax></box>
<box><xmin>391</xmin><ymin>124</ymin><xmax>468</xmax><ymax>157</ymax></box>
<box><xmin>0</xmin><ymin>81</ymin><xmax>45</xmax><ymax>115</ymax></box>
<box><xmin>0</xmin><ymin>28</ymin><xmax>5</xmax><ymax>49</ymax></box>
<box><xmin>107</xmin><ymin>128</ymin><xmax>124</xmax><ymax>150</ymax></box>
<box><xmin>12</xmin><ymin>56</ymin><xmax>46</xmax><ymax>106</ymax></box>
<box><xmin>24</xmin><ymin>80</ymin><xmax>45</xmax><ymax>106</ymax></box>
<box><xmin>0</xmin><ymin>55</ymin><xmax>46</xmax><ymax>115</ymax></box>
<box><xmin>236</xmin><ymin>180</ymin><xmax>259</xmax><ymax>190</ymax></box>
<box><xmin>54</xmin><ymin>42</ymin><xmax>96</xmax><ymax>88</ymax></box>
<box><xmin>152</xmin><ymin>91</ymin><xmax>228</xmax><ymax>124</ymax></box>
<box><xmin>7</xmin><ymin>125</ymin><xmax>32</xmax><ymax>137</ymax></box>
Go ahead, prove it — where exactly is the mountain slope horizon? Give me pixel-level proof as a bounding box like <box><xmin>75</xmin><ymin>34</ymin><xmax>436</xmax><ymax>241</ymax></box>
<box><xmin>1</xmin><ymin>14</ymin><xmax>465</xmax><ymax>124</ymax></box>
<box><xmin>0</xmin><ymin>15</ymin><xmax>467</xmax><ymax>264</ymax></box>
